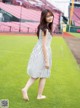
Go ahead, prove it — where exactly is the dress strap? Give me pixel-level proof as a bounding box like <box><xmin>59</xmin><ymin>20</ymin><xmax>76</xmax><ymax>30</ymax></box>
<box><xmin>39</xmin><ymin>29</ymin><xmax>48</xmax><ymax>38</ymax></box>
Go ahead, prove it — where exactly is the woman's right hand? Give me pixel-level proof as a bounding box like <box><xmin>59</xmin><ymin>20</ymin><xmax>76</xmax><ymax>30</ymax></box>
<box><xmin>45</xmin><ymin>62</ymin><xmax>49</xmax><ymax>69</ymax></box>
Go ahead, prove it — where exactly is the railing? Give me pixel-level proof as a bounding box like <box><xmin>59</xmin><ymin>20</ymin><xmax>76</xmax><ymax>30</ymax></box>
<box><xmin>0</xmin><ymin>23</ymin><xmax>37</xmax><ymax>34</ymax></box>
<box><xmin>0</xmin><ymin>22</ymin><xmax>62</xmax><ymax>34</ymax></box>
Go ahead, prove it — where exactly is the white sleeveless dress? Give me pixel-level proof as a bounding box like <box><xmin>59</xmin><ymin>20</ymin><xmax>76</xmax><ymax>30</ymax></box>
<box><xmin>26</xmin><ymin>29</ymin><xmax>52</xmax><ymax>78</ymax></box>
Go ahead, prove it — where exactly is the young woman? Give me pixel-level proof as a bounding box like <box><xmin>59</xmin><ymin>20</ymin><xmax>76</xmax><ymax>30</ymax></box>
<box><xmin>21</xmin><ymin>9</ymin><xmax>54</xmax><ymax>101</ymax></box>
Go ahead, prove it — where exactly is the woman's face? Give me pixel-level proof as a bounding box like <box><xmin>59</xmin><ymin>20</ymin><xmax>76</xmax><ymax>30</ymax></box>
<box><xmin>46</xmin><ymin>12</ymin><xmax>53</xmax><ymax>23</ymax></box>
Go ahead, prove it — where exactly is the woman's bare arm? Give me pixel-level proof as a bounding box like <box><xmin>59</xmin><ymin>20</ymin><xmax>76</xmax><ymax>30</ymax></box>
<box><xmin>42</xmin><ymin>29</ymin><xmax>49</xmax><ymax>64</ymax></box>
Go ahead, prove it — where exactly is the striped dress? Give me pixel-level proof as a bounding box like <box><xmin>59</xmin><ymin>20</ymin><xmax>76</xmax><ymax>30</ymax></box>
<box><xmin>27</xmin><ymin>29</ymin><xmax>52</xmax><ymax>78</ymax></box>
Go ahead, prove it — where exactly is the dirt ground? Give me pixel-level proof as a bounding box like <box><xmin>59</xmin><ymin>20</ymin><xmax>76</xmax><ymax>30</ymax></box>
<box><xmin>63</xmin><ymin>36</ymin><xmax>80</xmax><ymax>67</ymax></box>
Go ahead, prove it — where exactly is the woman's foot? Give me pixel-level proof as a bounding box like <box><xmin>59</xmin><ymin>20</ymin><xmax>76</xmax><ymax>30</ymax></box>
<box><xmin>21</xmin><ymin>88</ymin><xmax>29</xmax><ymax>101</ymax></box>
<box><xmin>37</xmin><ymin>95</ymin><xmax>46</xmax><ymax>100</ymax></box>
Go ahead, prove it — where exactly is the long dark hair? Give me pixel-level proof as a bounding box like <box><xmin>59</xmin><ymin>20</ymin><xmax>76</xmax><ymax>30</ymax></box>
<box><xmin>36</xmin><ymin>9</ymin><xmax>54</xmax><ymax>39</ymax></box>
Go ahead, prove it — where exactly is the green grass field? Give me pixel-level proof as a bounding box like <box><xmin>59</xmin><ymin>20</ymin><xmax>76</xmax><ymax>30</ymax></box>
<box><xmin>70</xmin><ymin>33</ymin><xmax>80</xmax><ymax>38</ymax></box>
<box><xmin>0</xmin><ymin>34</ymin><xmax>80</xmax><ymax>108</ymax></box>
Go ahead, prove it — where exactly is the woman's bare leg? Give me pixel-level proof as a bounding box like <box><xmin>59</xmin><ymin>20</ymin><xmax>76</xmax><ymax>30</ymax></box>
<box><xmin>37</xmin><ymin>78</ymin><xmax>46</xmax><ymax>99</ymax></box>
<box><xmin>22</xmin><ymin>77</ymin><xmax>38</xmax><ymax>100</ymax></box>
